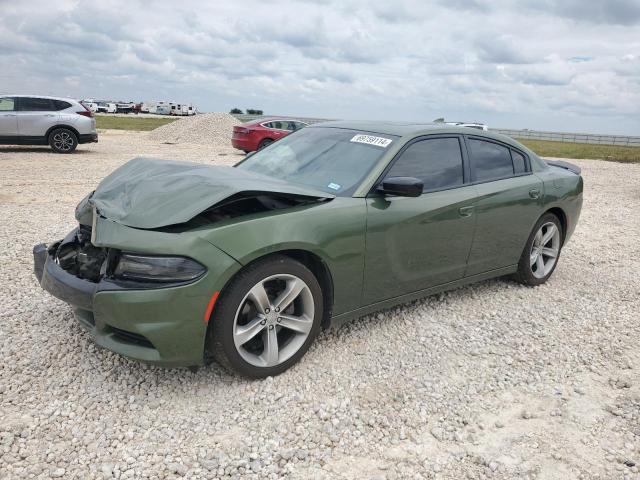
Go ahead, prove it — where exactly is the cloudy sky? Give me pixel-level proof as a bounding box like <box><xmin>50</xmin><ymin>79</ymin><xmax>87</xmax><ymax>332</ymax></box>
<box><xmin>2</xmin><ymin>0</ymin><xmax>639</xmax><ymax>134</ymax></box>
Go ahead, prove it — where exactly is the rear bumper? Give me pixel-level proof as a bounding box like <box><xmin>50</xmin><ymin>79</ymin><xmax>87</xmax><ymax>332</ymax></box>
<box><xmin>78</xmin><ymin>133</ymin><xmax>98</xmax><ymax>144</ymax></box>
<box><xmin>33</xmin><ymin>242</ymin><xmax>213</xmax><ymax>367</ymax></box>
<box><xmin>231</xmin><ymin>136</ymin><xmax>255</xmax><ymax>152</ymax></box>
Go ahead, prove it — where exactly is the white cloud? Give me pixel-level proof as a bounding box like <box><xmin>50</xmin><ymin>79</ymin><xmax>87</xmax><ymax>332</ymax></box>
<box><xmin>1</xmin><ymin>0</ymin><xmax>639</xmax><ymax>134</ymax></box>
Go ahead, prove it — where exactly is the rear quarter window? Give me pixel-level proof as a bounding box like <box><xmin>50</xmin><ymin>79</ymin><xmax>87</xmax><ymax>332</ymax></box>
<box><xmin>53</xmin><ymin>100</ymin><xmax>71</xmax><ymax>111</ymax></box>
<box><xmin>512</xmin><ymin>150</ymin><xmax>527</xmax><ymax>174</ymax></box>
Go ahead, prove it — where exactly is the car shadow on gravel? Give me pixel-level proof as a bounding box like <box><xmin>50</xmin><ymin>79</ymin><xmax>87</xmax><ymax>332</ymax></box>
<box><xmin>0</xmin><ymin>146</ymin><xmax>94</xmax><ymax>154</ymax></box>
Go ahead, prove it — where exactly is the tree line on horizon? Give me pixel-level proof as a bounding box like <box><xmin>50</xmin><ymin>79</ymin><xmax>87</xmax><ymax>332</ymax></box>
<box><xmin>230</xmin><ymin>108</ymin><xmax>263</xmax><ymax>115</ymax></box>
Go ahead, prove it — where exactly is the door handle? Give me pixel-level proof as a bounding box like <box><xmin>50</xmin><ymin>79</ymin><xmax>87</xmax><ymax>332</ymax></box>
<box><xmin>458</xmin><ymin>206</ymin><xmax>475</xmax><ymax>217</ymax></box>
<box><xmin>529</xmin><ymin>188</ymin><xmax>541</xmax><ymax>199</ymax></box>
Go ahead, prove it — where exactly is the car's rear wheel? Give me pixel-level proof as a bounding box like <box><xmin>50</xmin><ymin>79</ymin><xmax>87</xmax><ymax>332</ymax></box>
<box><xmin>514</xmin><ymin>213</ymin><xmax>563</xmax><ymax>286</ymax></box>
<box><xmin>258</xmin><ymin>138</ymin><xmax>274</xmax><ymax>150</ymax></box>
<box><xmin>49</xmin><ymin>128</ymin><xmax>78</xmax><ymax>153</ymax></box>
<box><xmin>209</xmin><ymin>255</ymin><xmax>323</xmax><ymax>378</ymax></box>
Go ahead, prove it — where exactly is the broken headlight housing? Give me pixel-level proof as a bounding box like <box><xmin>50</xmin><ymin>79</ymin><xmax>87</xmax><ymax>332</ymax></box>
<box><xmin>113</xmin><ymin>254</ymin><xmax>206</xmax><ymax>283</ymax></box>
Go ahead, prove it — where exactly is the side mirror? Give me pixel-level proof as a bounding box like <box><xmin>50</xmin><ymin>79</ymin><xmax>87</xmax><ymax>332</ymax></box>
<box><xmin>378</xmin><ymin>177</ymin><xmax>423</xmax><ymax>197</ymax></box>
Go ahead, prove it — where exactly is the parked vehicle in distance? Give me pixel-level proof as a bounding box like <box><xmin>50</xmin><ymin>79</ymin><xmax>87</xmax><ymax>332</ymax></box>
<box><xmin>34</xmin><ymin>121</ymin><xmax>582</xmax><ymax>377</ymax></box>
<box><xmin>232</xmin><ymin>118</ymin><xmax>308</xmax><ymax>152</ymax></box>
<box><xmin>94</xmin><ymin>102</ymin><xmax>117</xmax><ymax>114</ymax></box>
<box><xmin>0</xmin><ymin>95</ymin><xmax>98</xmax><ymax>153</ymax></box>
<box><xmin>83</xmin><ymin>101</ymin><xmax>99</xmax><ymax>113</ymax></box>
<box><xmin>155</xmin><ymin>104</ymin><xmax>171</xmax><ymax>115</ymax></box>
<box><xmin>116</xmin><ymin>103</ymin><xmax>134</xmax><ymax>114</ymax></box>
<box><xmin>446</xmin><ymin>122</ymin><xmax>489</xmax><ymax>131</ymax></box>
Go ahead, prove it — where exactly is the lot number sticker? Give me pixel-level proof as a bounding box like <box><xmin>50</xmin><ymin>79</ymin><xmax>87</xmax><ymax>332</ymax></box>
<box><xmin>350</xmin><ymin>134</ymin><xmax>392</xmax><ymax>148</ymax></box>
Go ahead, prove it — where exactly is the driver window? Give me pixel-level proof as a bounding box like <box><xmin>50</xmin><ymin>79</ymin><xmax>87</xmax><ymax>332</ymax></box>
<box><xmin>386</xmin><ymin>137</ymin><xmax>464</xmax><ymax>192</ymax></box>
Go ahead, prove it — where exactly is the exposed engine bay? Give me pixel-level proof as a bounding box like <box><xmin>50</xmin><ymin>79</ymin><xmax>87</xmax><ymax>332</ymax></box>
<box><xmin>52</xmin><ymin>225</ymin><xmax>110</xmax><ymax>283</ymax></box>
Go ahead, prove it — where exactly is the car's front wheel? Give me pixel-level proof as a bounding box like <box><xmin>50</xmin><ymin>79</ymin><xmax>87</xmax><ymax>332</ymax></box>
<box><xmin>514</xmin><ymin>213</ymin><xmax>563</xmax><ymax>286</ymax></box>
<box><xmin>209</xmin><ymin>255</ymin><xmax>323</xmax><ymax>378</ymax></box>
<box><xmin>49</xmin><ymin>128</ymin><xmax>78</xmax><ymax>153</ymax></box>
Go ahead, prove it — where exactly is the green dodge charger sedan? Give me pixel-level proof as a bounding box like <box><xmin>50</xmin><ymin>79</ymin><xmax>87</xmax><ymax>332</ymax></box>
<box><xmin>34</xmin><ymin>121</ymin><xmax>583</xmax><ymax>377</ymax></box>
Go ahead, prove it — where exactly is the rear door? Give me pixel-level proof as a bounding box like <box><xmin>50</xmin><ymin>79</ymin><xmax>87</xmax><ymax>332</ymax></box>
<box><xmin>464</xmin><ymin>136</ymin><xmax>544</xmax><ymax>275</ymax></box>
<box><xmin>362</xmin><ymin>135</ymin><xmax>478</xmax><ymax>303</ymax></box>
<box><xmin>0</xmin><ymin>97</ymin><xmax>18</xmax><ymax>136</ymax></box>
<box><xmin>16</xmin><ymin>97</ymin><xmax>60</xmax><ymax>137</ymax></box>
<box><xmin>266</xmin><ymin>120</ymin><xmax>289</xmax><ymax>140</ymax></box>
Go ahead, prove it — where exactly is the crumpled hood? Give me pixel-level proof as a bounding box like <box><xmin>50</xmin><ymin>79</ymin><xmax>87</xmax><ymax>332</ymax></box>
<box><xmin>75</xmin><ymin>157</ymin><xmax>334</xmax><ymax>229</ymax></box>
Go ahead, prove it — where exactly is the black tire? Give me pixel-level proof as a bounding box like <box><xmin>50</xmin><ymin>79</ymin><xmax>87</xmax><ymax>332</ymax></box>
<box><xmin>258</xmin><ymin>138</ymin><xmax>274</xmax><ymax>150</ymax></box>
<box><xmin>513</xmin><ymin>213</ymin><xmax>563</xmax><ymax>286</ymax></box>
<box><xmin>208</xmin><ymin>255</ymin><xmax>323</xmax><ymax>378</ymax></box>
<box><xmin>48</xmin><ymin>128</ymin><xmax>78</xmax><ymax>154</ymax></box>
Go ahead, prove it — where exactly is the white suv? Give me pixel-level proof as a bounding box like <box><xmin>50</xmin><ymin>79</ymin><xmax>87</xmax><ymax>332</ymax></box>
<box><xmin>0</xmin><ymin>95</ymin><xmax>98</xmax><ymax>153</ymax></box>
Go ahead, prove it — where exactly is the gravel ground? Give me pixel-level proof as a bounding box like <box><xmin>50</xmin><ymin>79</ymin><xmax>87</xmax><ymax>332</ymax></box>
<box><xmin>1</xmin><ymin>131</ymin><xmax>639</xmax><ymax>480</ymax></box>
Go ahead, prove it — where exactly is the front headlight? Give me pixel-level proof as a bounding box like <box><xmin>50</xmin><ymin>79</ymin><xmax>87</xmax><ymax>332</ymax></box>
<box><xmin>113</xmin><ymin>254</ymin><xmax>206</xmax><ymax>283</ymax></box>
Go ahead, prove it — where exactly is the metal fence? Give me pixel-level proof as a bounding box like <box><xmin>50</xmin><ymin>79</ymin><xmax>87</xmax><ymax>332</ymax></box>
<box><xmin>231</xmin><ymin>115</ymin><xmax>640</xmax><ymax>147</ymax></box>
<box><xmin>491</xmin><ymin>128</ymin><xmax>640</xmax><ymax>147</ymax></box>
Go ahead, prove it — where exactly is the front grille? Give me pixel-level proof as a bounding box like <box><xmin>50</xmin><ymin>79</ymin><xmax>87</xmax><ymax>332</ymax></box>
<box><xmin>109</xmin><ymin>326</ymin><xmax>154</xmax><ymax>349</ymax></box>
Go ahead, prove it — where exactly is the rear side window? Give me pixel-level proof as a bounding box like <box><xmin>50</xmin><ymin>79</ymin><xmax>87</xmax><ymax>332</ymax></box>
<box><xmin>512</xmin><ymin>150</ymin><xmax>527</xmax><ymax>174</ymax></box>
<box><xmin>0</xmin><ymin>97</ymin><xmax>15</xmax><ymax>111</ymax></box>
<box><xmin>53</xmin><ymin>100</ymin><xmax>71</xmax><ymax>111</ymax></box>
<box><xmin>19</xmin><ymin>97</ymin><xmax>55</xmax><ymax>111</ymax></box>
<box><xmin>386</xmin><ymin>137</ymin><xmax>464</xmax><ymax>192</ymax></box>
<box><xmin>469</xmin><ymin>139</ymin><xmax>513</xmax><ymax>182</ymax></box>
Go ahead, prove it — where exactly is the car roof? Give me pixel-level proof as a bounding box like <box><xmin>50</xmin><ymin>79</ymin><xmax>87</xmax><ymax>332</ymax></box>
<box><xmin>1</xmin><ymin>94</ymin><xmax>78</xmax><ymax>102</ymax></box>
<box><xmin>309</xmin><ymin>120</ymin><xmax>526</xmax><ymax>149</ymax></box>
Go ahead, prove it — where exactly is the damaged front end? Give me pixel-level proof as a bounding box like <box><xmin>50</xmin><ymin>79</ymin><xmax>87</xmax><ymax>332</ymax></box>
<box><xmin>32</xmin><ymin>220</ymin><xmax>240</xmax><ymax>366</ymax></box>
<box><xmin>46</xmin><ymin>225</ymin><xmax>108</xmax><ymax>283</ymax></box>
<box><xmin>32</xmin><ymin>157</ymin><xmax>336</xmax><ymax>366</ymax></box>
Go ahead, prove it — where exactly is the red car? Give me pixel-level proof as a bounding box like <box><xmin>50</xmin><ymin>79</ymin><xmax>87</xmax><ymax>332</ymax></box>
<box><xmin>232</xmin><ymin>118</ymin><xmax>308</xmax><ymax>153</ymax></box>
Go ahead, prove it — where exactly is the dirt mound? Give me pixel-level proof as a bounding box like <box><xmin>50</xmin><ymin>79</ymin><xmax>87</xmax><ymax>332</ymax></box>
<box><xmin>148</xmin><ymin>113</ymin><xmax>241</xmax><ymax>146</ymax></box>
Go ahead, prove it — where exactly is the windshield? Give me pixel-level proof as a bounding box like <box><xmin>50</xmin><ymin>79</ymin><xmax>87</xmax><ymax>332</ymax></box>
<box><xmin>236</xmin><ymin>127</ymin><xmax>397</xmax><ymax>196</ymax></box>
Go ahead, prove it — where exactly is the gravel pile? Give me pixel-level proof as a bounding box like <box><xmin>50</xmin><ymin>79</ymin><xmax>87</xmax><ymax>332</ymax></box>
<box><xmin>148</xmin><ymin>113</ymin><xmax>241</xmax><ymax>146</ymax></box>
<box><xmin>1</xmin><ymin>133</ymin><xmax>639</xmax><ymax>479</ymax></box>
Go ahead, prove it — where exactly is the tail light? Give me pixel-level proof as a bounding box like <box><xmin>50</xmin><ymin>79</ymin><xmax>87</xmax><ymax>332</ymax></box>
<box><xmin>77</xmin><ymin>104</ymin><xmax>94</xmax><ymax>118</ymax></box>
<box><xmin>233</xmin><ymin>126</ymin><xmax>250</xmax><ymax>134</ymax></box>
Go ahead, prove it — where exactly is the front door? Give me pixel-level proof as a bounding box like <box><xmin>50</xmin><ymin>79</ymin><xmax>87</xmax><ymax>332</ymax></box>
<box><xmin>363</xmin><ymin>136</ymin><xmax>477</xmax><ymax>304</ymax></box>
<box><xmin>0</xmin><ymin>97</ymin><xmax>18</xmax><ymax>136</ymax></box>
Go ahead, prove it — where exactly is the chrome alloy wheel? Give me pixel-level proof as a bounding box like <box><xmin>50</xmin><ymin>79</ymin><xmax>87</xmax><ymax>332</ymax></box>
<box><xmin>52</xmin><ymin>131</ymin><xmax>75</xmax><ymax>151</ymax></box>
<box><xmin>233</xmin><ymin>274</ymin><xmax>314</xmax><ymax>367</ymax></box>
<box><xmin>530</xmin><ymin>222</ymin><xmax>560</xmax><ymax>278</ymax></box>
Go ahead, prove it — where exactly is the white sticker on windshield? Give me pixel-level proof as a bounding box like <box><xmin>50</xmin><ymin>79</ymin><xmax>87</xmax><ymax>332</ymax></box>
<box><xmin>350</xmin><ymin>134</ymin><xmax>392</xmax><ymax>148</ymax></box>
<box><xmin>327</xmin><ymin>182</ymin><xmax>341</xmax><ymax>191</ymax></box>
